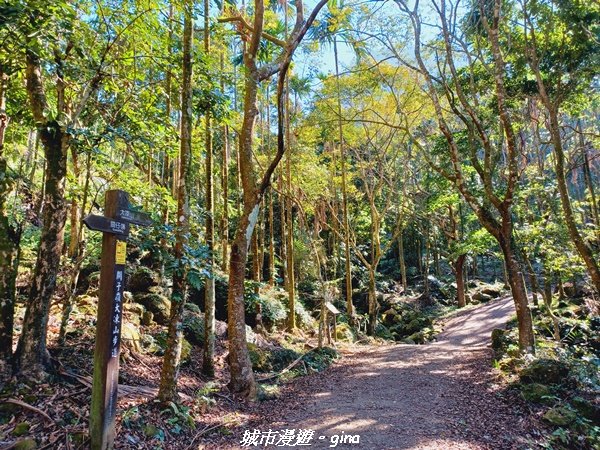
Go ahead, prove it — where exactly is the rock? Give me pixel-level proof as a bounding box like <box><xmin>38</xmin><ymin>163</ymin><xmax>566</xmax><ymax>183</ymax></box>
<box><xmin>124</xmin><ymin>303</ymin><xmax>144</xmax><ymax>326</ymax></box>
<box><xmin>571</xmin><ymin>397</ymin><xmax>600</xmax><ymax>423</ymax></box>
<box><xmin>382</xmin><ymin>309</ymin><xmax>398</xmax><ymax>326</ymax></box>
<box><xmin>405</xmin><ymin>318</ymin><xmax>424</xmax><ymax>334</ymax></box>
<box><xmin>520</xmin><ymin>358</ymin><xmax>570</xmax><ymax>384</ymax></box>
<box><xmin>183</xmin><ymin>307</ymin><xmax>205</xmax><ymax>345</ymax></box>
<box><xmin>128</xmin><ymin>267</ymin><xmax>159</xmax><ymax>294</ymax></box>
<box><xmin>520</xmin><ymin>383</ymin><xmax>553</xmax><ymax>403</ymax></box>
<box><xmin>543</xmin><ymin>407</ymin><xmax>577</xmax><ymax>426</ymax></box>
<box><xmin>408</xmin><ymin>331</ymin><xmax>426</xmax><ymax>344</ymax></box>
<box><xmin>14</xmin><ymin>439</ymin><xmax>37</xmax><ymax>450</ymax></box>
<box><xmin>12</xmin><ymin>422</ymin><xmax>30</xmax><ymax>436</ymax></box>
<box><xmin>121</xmin><ymin>322</ymin><xmax>142</xmax><ymax>352</ymax></box>
<box><xmin>481</xmin><ymin>286</ymin><xmax>502</xmax><ymax>298</ymax></box>
<box><xmin>472</xmin><ymin>291</ymin><xmax>493</xmax><ymax>302</ymax></box>
<box><xmin>134</xmin><ymin>293</ymin><xmax>171</xmax><ymax>325</ymax></box>
<box><xmin>335</xmin><ymin>323</ymin><xmax>354</xmax><ymax>342</ymax></box>
<box><xmin>181</xmin><ymin>338</ymin><xmax>192</xmax><ymax>364</ymax></box>
<box><xmin>141</xmin><ymin>311</ymin><xmax>154</xmax><ymax>326</ymax></box>
<box><xmin>124</xmin><ymin>303</ymin><xmax>145</xmax><ymax>317</ymax></box>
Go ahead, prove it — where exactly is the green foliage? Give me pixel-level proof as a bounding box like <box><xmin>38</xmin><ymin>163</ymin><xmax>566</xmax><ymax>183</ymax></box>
<box><xmin>160</xmin><ymin>402</ymin><xmax>196</xmax><ymax>434</ymax></box>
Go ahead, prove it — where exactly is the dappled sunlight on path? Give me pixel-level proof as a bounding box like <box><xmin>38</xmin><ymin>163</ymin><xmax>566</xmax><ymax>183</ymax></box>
<box><xmin>267</xmin><ymin>297</ymin><xmax>533</xmax><ymax>449</ymax></box>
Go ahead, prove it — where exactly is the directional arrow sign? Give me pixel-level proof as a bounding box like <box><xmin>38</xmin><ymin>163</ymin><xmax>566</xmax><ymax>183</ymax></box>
<box><xmin>82</xmin><ymin>214</ymin><xmax>129</xmax><ymax>235</ymax></box>
<box><xmin>116</xmin><ymin>208</ymin><xmax>152</xmax><ymax>226</ymax></box>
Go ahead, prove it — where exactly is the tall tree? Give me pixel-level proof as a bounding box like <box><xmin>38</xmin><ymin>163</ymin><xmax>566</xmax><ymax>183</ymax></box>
<box><xmin>203</xmin><ymin>0</ymin><xmax>216</xmax><ymax>378</ymax></box>
<box><xmin>158</xmin><ymin>0</ymin><xmax>194</xmax><ymax>402</ymax></box>
<box><xmin>393</xmin><ymin>0</ymin><xmax>535</xmax><ymax>353</ymax></box>
<box><xmin>220</xmin><ymin>0</ymin><xmax>328</xmax><ymax>398</ymax></box>
<box><xmin>521</xmin><ymin>0</ymin><xmax>600</xmax><ymax>293</ymax></box>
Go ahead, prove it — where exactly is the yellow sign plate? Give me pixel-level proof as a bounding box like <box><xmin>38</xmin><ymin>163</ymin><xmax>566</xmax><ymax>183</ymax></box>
<box><xmin>115</xmin><ymin>241</ymin><xmax>127</xmax><ymax>265</ymax></box>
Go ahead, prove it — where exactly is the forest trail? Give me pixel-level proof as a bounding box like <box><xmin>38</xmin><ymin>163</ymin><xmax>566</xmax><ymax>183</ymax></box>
<box><xmin>238</xmin><ymin>297</ymin><xmax>535</xmax><ymax>450</ymax></box>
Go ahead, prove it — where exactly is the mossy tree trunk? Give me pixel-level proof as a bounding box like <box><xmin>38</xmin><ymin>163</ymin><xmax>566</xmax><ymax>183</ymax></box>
<box><xmin>14</xmin><ymin>51</ymin><xmax>71</xmax><ymax>377</ymax></box>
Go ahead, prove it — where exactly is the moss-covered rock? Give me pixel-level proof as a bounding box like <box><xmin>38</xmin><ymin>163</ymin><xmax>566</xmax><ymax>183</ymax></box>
<box><xmin>520</xmin><ymin>358</ymin><xmax>570</xmax><ymax>384</ymax></box>
<box><xmin>374</xmin><ymin>323</ymin><xmax>394</xmax><ymax>340</ymax></box>
<box><xmin>520</xmin><ymin>383</ymin><xmax>553</xmax><ymax>403</ymax></box>
<box><xmin>121</xmin><ymin>322</ymin><xmax>142</xmax><ymax>352</ymax></box>
<box><xmin>182</xmin><ymin>306</ymin><xmax>204</xmax><ymax>346</ymax></box>
<box><xmin>335</xmin><ymin>323</ymin><xmax>355</xmax><ymax>342</ymax></box>
<box><xmin>543</xmin><ymin>406</ymin><xmax>577</xmax><ymax>426</ymax></box>
<box><xmin>472</xmin><ymin>292</ymin><xmax>493</xmax><ymax>303</ymax></box>
<box><xmin>134</xmin><ymin>293</ymin><xmax>171</xmax><ymax>325</ymax></box>
<box><xmin>571</xmin><ymin>397</ymin><xmax>600</xmax><ymax>423</ymax></box>
<box><xmin>128</xmin><ymin>267</ymin><xmax>159</xmax><ymax>294</ymax></box>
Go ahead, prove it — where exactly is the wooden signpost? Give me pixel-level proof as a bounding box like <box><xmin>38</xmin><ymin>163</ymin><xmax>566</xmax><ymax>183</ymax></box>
<box><xmin>83</xmin><ymin>190</ymin><xmax>151</xmax><ymax>450</ymax></box>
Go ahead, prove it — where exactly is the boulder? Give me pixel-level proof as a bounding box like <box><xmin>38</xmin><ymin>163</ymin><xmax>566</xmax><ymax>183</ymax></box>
<box><xmin>183</xmin><ymin>307</ymin><xmax>205</xmax><ymax>346</ymax></box>
<box><xmin>128</xmin><ymin>267</ymin><xmax>159</xmax><ymax>294</ymax></box>
<box><xmin>408</xmin><ymin>331</ymin><xmax>426</xmax><ymax>344</ymax></box>
<box><xmin>520</xmin><ymin>358</ymin><xmax>570</xmax><ymax>385</ymax></box>
<box><xmin>481</xmin><ymin>286</ymin><xmax>502</xmax><ymax>298</ymax></box>
<box><xmin>543</xmin><ymin>407</ymin><xmax>577</xmax><ymax>426</ymax></box>
<box><xmin>571</xmin><ymin>397</ymin><xmax>600</xmax><ymax>423</ymax></box>
<box><xmin>520</xmin><ymin>383</ymin><xmax>553</xmax><ymax>403</ymax></box>
<box><xmin>121</xmin><ymin>322</ymin><xmax>142</xmax><ymax>352</ymax></box>
<box><xmin>382</xmin><ymin>309</ymin><xmax>398</xmax><ymax>327</ymax></box>
<box><xmin>123</xmin><ymin>303</ymin><xmax>144</xmax><ymax>326</ymax></box>
<box><xmin>134</xmin><ymin>293</ymin><xmax>170</xmax><ymax>325</ymax></box>
<box><xmin>335</xmin><ymin>323</ymin><xmax>355</xmax><ymax>342</ymax></box>
<box><xmin>472</xmin><ymin>291</ymin><xmax>493</xmax><ymax>303</ymax></box>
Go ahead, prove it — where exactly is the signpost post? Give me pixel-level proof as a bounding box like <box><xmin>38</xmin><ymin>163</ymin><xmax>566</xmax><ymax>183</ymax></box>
<box><xmin>84</xmin><ymin>190</ymin><xmax>151</xmax><ymax>450</ymax></box>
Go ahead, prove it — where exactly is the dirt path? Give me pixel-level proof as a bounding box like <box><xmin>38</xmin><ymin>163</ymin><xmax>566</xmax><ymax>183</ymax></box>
<box><xmin>209</xmin><ymin>297</ymin><xmax>541</xmax><ymax>449</ymax></box>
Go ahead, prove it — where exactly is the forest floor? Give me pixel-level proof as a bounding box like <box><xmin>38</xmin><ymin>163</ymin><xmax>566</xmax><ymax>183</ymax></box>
<box><xmin>207</xmin><ymin>296</ymin><xmax>545</xmax><ymax>449</ymax></box>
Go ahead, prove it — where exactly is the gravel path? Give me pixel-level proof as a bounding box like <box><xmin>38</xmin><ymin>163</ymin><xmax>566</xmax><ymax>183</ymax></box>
<box><xmin>211</xmin><ymin>297</ymin><xmax>538</xmax><ymax>449</ymax></box>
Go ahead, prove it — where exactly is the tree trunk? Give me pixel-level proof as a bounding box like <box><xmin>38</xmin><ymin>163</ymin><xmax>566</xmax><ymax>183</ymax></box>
<box><xmin>366</xmin><ymin>268</ymin><xmax>376</xmax><ymax>335</ymax></box>
<box><xmin>398</xmin><ymin>231</ymin><xmax>407</xmax><ymax>291</ymax></box>
<box><xmin>15</xmin><ymin>51</ymin><xmax>71</xmax><ymax>376</ymax></box>
<box><xmin>15</xmin><ymin>127</ymin><xmax>68</xmax><ymax>376</ymax></box>
<box><xmin>158</xmin><ymin>1</ymin><xmax>193</xmax><ymax>402</ymax></box>
<box><xmin>227</xmin><ymin>203</ymin><xmax>258</xmax><ymax>398</ymax></box>
<box><xmin>578</xmin><ymin>120</ymin><xmax>599</xmax><ymax>237</ymax></box>
<box><xmin>0</xmin><ymin>70</ymin><xmax>20</xmax><ymax>369</ymax></box>
<box><xmin>226</xmin><ymin>65</ymin><xmax>261</xmax><ymax>399</ymax></box>
<box><xmin>523</xmin><ymin>251</ymin><xmax>540</xmax><ymax>307</ymax></box>
<box><xmin>548</xmin><ymin>109</ymin><xmax>600</xmax><ymax>293</ymax></box>
<box><xmin>202</xmin><ymin>0</ymin><xmax>216</xmax><ymax>378</ymax></box>
<box><xmin>455</xmin><ymin>254</ymin><xmax>466</xmax><ymax>308</ymax></box>
<box><xmin>268</xmin><ymin>187</ymin><xmax>275</xmax><ymax>285</ymax></box>
<box><xmin>499</xmin><ymin>236</ymin><xmax>535</xmax><ymax>354</ymax></box>
<box><xmin>334</xmin><ymin>38</ymin><xmax>353</xmax><ymax>321</ymax></box>
<box><xmin>285</xmin><ymin>78</ymin><xmax>295</xmax><ymax>331</ymax></box>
